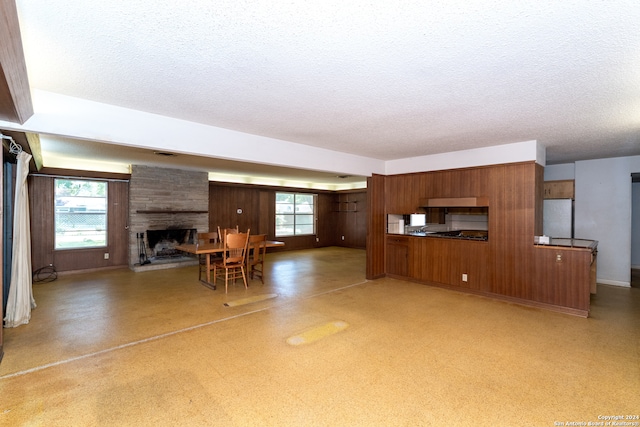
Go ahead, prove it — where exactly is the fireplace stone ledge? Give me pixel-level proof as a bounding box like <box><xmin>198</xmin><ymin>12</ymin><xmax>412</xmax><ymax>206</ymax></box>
<box><xmin>131</xmin><ymin>256</ymin><xmax>198</xmax><ymax>272</ymax></box>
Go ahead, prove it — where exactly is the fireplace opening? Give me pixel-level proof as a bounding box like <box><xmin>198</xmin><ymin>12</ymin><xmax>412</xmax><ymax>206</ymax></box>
<box><xmin>146</xmin><ymin>228</ymin><xmax>197</xmax><ymax>260</ymax></box>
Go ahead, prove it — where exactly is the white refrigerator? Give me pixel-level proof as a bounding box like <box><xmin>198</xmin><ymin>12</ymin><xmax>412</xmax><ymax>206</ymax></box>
<box><xmin>543</xmin><ymin>199</ymin><xmax>573</xmax><ymax>238</ymax></box>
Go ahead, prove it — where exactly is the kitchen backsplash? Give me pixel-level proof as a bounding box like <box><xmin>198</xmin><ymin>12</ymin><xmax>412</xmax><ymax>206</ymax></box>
<box><xmin>388</xmin><ymin>213</ymin><xmax>488</xmax><ymax>234</ymax></box>
<box><xmin>448</xmin><ymin>214</ymin><xmax>488</xmax><ymax>231</ymax></box>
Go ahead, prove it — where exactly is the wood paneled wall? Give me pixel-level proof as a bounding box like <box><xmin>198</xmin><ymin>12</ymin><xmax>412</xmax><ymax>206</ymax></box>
<box><xmin>26</xmin><ymin>175</ymin><xmax>368</xmax><ymax>275</ymax></box>
<box><xmin>209</xmin><ymin>183</ymin><xmax>367</xmax><ymax>251</ymax></box>
<box><xmin>29</xmin><ymin>175</ymin><xmax>129</xmax><ymax>273</ymax></box>
<box><xmin>334</xmin><ymin>191</ymin><xmax>367</xmax><ymax>249</ymax></box>
<box><xmin>28</xmin><ymin>175</ymin><xmax>54</xmax><ymax>269</ymax></box>
<box><xmin>366</xmin><ymin>174</ymin><xmax>386</xmax><ymax>279</ymax></box>
<box><xmin>533</xmin><ymin>246</ymin><xmax>592</xmax><ymax>312</ymax></box>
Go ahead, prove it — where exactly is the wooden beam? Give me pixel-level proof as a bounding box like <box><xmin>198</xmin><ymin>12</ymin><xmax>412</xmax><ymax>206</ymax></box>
<box><xmin>25</xmin><ymin>132</ymin><xmax>43</xmax><ymax>170</ymax></box>
<box><xmin>36</xmin><ymin>167</ymin><xmax>131</xmax><ymax>181</ymax></box>
<box><xmin>0</xmin><ymin>0</ymin><xmax>34</xmax><ymax>124</ymax></box>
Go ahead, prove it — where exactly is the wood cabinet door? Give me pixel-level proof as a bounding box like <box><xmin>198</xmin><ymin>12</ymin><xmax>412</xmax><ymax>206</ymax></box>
<box><xmin>543</xmin><ymin>180</ymin><xmax>574</xmax><ymax>199</ymax></box>
<box><xmin>386</xmin><ymin>236</ymin><xmax>409</xmax><ymax>277</ymax></box>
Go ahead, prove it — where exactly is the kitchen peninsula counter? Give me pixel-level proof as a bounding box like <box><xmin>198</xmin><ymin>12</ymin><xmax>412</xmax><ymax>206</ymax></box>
<box><xmin>534</xmin><ymin>238</ymin><xmax>597</xmax><ymax>250</ymax></box>
<box><xmin>387</xmin><ymin>229</ymin><xmax>488</xmax><ymax>241</ymax></box>
<box><xmin>534</xmin><ymin>238</ymin><xmax>598</xmax><ymax>296</ymax></box>
<box><xmin>386</xmin><ymin>232</ymin><xmax>597</xmax><ymax>317</ymax></box>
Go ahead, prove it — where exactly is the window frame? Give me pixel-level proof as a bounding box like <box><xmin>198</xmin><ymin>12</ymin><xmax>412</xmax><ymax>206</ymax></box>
<box><xmin>54</xmin><ymin>178</ymin><xmax>108</xmax><ymax>250</ymax></box>
<box><xmin>275</xmin><ymin>192</ymin><xmax>317</xmax><ymax>237</ymax></box>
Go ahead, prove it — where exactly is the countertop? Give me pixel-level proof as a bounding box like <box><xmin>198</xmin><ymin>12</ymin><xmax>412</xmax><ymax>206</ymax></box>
<box><xmin>534</xmin><ymin>238</ymin><xmax>598</xmax><ymax>250</ymax></box>
<box><xmin>389</xmin><ymin>233</ymin><xmax>597</xmax><ymax>250</ymax></box>
<box><xmin>388</xmin><ymin>229</ymin><xmax>488</xmax><ymax>241</ymax></box>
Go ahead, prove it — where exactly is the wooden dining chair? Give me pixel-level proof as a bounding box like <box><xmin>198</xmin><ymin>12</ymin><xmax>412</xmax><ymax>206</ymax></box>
<box><xmin>248</xmin><ymin>234</ymin><xmax>268</xmax><ymax>283</ymax></box>
<box><xmin>217</xmin><ymin>225</ymin><xmax>239</xmax><ymax>244</ymax></box>
<box><xmin>197</xmin><ymin>231</ymin><xmax>219</xmax><ymax>281</ymax></box>
<box><xmin>213</xmin><ymin>229</ymin><xmax>250</xmax><ymax>293</ymax></box>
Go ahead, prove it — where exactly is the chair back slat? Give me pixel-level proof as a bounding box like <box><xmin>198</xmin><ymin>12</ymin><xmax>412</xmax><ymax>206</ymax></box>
<box><xmin>213</xmin><ymin>228</ymin><xmax>250</xmax><ymax>293</ymax></box>
<box><xmin>224</xmin><ymin>231</ymin><xmax>249</xmax><ymax>266</ymax></box>
<box><xmin>197</xmin><ymin>231</ymin><xmax>219</xmax><ymax>244</ymax></box>
<box><xmin>217</xmin><ymin>225</ymin><xmax>239</xmax><ymax>244</ymax></box>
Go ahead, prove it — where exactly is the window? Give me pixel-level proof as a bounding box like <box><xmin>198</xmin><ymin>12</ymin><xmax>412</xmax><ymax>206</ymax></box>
<box><xmin>275</xmin><ymin>192</ymin><xmax>316</xmax><ymax>237</ymax></box>
<box><xmin>54</xmin><ymin>179</ymin><xmax>107</xmax><ymax>249</ymax></box>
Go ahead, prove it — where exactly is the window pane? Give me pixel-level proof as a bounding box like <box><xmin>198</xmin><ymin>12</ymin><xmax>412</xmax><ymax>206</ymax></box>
<box><xmin>275</xmin><ymin>192</ymin><xmax>316</xmax><ymax>237</ymax></box>
<box><xmin>277</xmin><ymin>214</ymin><xmax>295</xmax><ymax>227</ymax></box>
<box><xmin>295</xmin><ymin>194</ymin><xmax>314</xmax><ymax>205</ymax></box>
<box><xmin>276</xmin><ymin>193</ymin><xmax>294</xmax><ymax>203</ymax></box>
<box><xmin>55</xmin><ymin>179</ymin><xmax>108</xmax><ymax>249</ymax></box>
<box><xmin>296</xmin><ymin>214</ymin><xmax>314</xmax><ymax>225</ymax></box>
<box><xmin>275</xmin><ymin>226</ymin><xmax>294</xmax><ymax>237</ymax></box>
<box><xmin>275</xmin><ymin>214</ymin><xmax>294</xmax><ymax>236</ymax></box>
<box><xmin>295</xmin><ymin>203</ymin><xmax>313</xmax><ymax>213</ymax></box>
<box><xmin>296</xmin><ymin>224</ymin><xmax>314</xmax><ymax>235</ymax></box>
<box><xmin>275</xmin><ymin>203</ymin><xmax>294</xmax><ymax>214</ymax></box>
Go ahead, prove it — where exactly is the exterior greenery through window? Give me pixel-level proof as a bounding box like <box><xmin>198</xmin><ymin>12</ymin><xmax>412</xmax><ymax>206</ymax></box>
<box><xmin>54</xmin><ymin>179</ymin><xmax>107</xmax><ymax>249</ymax></box>
<box><xmin>275</xmin><ymin>192</ymin><xmax>316</xmax><ymax>237</ymax></box>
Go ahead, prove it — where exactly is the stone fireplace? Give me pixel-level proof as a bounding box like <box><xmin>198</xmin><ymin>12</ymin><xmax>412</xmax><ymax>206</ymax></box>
<box><xmin>129</xmin><ymin>165</ymin><xmax>209</xmax><ymax>270</ymax></box>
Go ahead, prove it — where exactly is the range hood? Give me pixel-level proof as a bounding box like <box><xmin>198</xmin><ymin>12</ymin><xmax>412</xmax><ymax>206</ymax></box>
<box><xmin>419</xmin><ymin>196</ymin><xmax>489</xmax><ymax>207</ymax></box>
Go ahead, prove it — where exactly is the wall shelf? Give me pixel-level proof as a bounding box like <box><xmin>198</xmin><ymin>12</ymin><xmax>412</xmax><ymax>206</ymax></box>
<box><xmin>334</xmin><ymin>200</ymin><xmax>358</xmax><ymax>212</ymax></box>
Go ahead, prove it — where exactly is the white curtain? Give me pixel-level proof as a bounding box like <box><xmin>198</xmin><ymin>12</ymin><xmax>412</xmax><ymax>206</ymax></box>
<box><xmin>4</xmin><ymin>151</ymin><xmax>35</xmax><ymax>328</ymax></box>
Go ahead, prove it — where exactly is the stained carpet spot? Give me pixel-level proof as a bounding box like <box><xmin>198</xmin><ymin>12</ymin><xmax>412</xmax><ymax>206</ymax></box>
<box><xmin>224</xmin><ymin>293</ymin><xmax>278</xmax><ymax>307</ymax></box>
<box><xmin>286</xmin><ymin>320</ymin><xmax>349</xmax><ymax>346</ymax></box>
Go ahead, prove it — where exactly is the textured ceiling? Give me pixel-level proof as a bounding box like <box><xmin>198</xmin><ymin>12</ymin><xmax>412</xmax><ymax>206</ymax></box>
<box><xmin>10</xmin><ymin>1</ymin><xmax>640</xmax><ymax>183</ymax></box>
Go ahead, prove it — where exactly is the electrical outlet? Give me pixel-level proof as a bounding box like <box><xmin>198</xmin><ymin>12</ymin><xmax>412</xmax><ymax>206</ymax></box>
<box><xmin>556</xmin><ymin>253</ymin><xmax>562</xmax><ymax>262</ymax></box>
<box><xmin>104</xmin><ymin>253</ymin><xmax>109</xmax><ymax>260</ymax></box>
<box><xmin>462</xmin><ymin>273</ymin><xmax>468</xmax><ymax>282</ymax></box>
<box><xmin>341</xmin><ymin>235</ymin><xmax>345</xmax><ymax>240</ymax></box>
<box><xmin>316</xmin><ymin>237</ymin><xmax>319</xmax><ymax>242</ymax></box>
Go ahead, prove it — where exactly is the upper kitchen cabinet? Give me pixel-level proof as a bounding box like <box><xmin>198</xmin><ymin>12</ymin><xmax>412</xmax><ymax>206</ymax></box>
<box><xmin>544</xmin><ymin>180</ymin><xmax>574</xmax><ymax>199</ymax></box>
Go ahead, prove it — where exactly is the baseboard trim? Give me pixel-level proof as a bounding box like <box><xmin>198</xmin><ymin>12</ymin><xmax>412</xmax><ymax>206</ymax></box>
<box><xmin>597</xmin><ymin>279</ymin><xmax>630</xmax><ymax>288</ymax></box>
<box><xmin>384</xmin><ymin>275</ymin><xmax>590</xmax><ymax>317</ymax></box>
<box><xmin>56</xmin><ymin>265</ymin><xmax>128</xmax><ymax>277</ymax></box>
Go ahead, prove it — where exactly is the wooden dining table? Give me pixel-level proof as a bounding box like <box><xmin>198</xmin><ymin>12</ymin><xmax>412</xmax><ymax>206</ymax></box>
<box><xmin>175</xmin><ymin>240</ymin><xmax>285</xmax><ymax>290</ymax></box>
